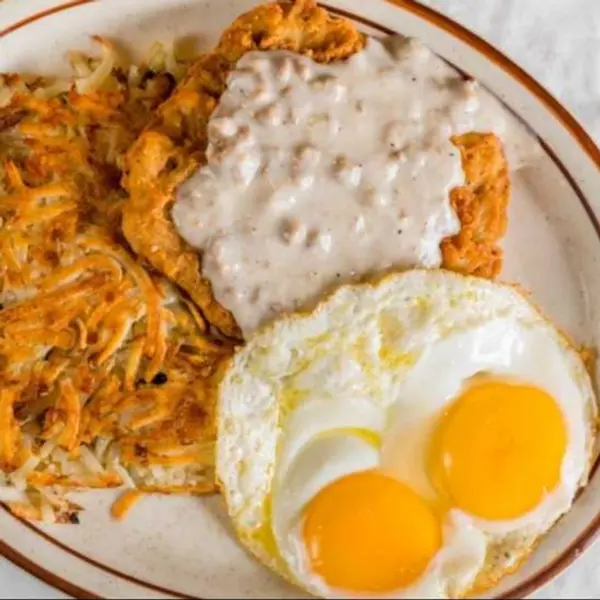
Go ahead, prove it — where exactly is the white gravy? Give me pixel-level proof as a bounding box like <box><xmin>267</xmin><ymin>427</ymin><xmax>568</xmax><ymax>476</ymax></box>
<box><xmin>173</xmin><ymin>36</ymin><xmax>536</xmax><ymax>336</ymax></box>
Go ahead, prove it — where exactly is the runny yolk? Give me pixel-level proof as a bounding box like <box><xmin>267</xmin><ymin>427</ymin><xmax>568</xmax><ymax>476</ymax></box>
<box><xmin>431</xmin><ymin>381</ymin><xmax>568</xmax><ymax>521</ymax></box>
<box><xmin>302</xmin><ymin>470</ymin><xmax>442</xmax><ymax>593</ymax></box>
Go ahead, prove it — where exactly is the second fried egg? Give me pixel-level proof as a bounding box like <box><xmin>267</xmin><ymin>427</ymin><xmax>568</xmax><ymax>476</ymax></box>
<box><xmin>216</xmin><ymin>270</ymin><xmax>596</xmax><ymax>598</ymax></box>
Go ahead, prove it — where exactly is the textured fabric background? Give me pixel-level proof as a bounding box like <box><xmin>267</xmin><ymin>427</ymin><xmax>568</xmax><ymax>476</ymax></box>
<box><xmin>421</xmin><ymin>0</ymin><xmax>600</xmax><ymax>143</ymax></box>
<box><xmin>1</xmin><ymin>0</ymin><xmax>600</xmax><ymax>598</ymax></box>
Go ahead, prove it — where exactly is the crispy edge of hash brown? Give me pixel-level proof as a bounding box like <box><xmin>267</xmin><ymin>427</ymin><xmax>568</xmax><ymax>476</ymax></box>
<box><xmin>123</xmin><ymin>0</ymin><xmax>510</xmax><ymax>339</ymax></box>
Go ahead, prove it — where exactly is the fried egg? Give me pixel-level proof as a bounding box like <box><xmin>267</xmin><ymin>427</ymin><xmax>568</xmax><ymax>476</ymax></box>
<box><xmin>216</xmin><ymin>270</ymin><xmax>597</xmax><ymax>598</ymax></box>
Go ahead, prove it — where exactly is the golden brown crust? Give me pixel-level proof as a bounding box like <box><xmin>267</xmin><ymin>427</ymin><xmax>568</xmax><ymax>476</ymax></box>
<box><xmin>442</xmin><ymin>132</ymin><xmax>510</xmax><ymax>279</ymax></box>
<box><xmin>123</xmin><ymin>1</ymin><xmax>366</xmax><ymax>338</ymax></box>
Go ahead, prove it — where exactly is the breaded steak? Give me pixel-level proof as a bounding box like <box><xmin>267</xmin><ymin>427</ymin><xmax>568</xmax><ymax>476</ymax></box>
<box><xmin>123</xmin><ymin>0</ymin><xmax>509</xmax><ymax>339</ymax></box>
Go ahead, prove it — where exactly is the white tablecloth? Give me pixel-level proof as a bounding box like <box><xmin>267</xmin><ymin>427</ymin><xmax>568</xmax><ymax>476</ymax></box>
<box><xmin>423</xmin><ymin>0</ymin><xmax>600</xmax><ymax>145</ymax></box>
<box><xmin>1</xmin><ymin>0</ymin><xmax>600</xmax><ymax>598</ymax></box>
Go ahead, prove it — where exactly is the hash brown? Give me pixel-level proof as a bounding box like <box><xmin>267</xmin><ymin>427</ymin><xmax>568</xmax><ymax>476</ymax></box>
<box><xmin>0</xmin><ymin>40</ymin><xmax>233</xmax><ymax>522</ymax></box>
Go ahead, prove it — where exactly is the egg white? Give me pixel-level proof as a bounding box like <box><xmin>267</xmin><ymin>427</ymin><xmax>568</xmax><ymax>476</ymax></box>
<box><xmin>216</xmin><ymin>270</ymin><xmax>597</xmax><ymax>599</ymax></box>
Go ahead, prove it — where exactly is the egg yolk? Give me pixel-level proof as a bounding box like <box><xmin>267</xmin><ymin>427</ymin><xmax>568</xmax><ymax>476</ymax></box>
<box><xmin>431</xmin><ymin>381</ymin><xmax>567</xmax><ymax>520</ymax></box>
<box><xmin>302</xmin><ymin>470</ymin><xmax>442</xmax><ymax>593</ymax></box>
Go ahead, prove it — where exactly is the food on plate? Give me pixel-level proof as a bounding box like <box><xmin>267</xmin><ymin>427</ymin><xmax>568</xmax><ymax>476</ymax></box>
<box><xmin>0</xmin><ymin>40</ymin><xmax>233</xmax><ymax>522</ymax></box>
<box><xmin>124</xmin><ymin>0</ymin><xmax>510</xmax><ymax>338</ymax></box>
<box><xmin>217</xmin><ymin>270</ymin><xmax>597</xmax><ymax>598</ymax></box>
<box><xmin>0</xmin><ymin>0</ymin><xmax>596</xmax><ymax>596</ymax></box>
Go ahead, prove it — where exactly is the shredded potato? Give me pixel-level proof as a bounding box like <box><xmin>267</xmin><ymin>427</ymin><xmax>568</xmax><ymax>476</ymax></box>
<box><xmin>0</xmin><ymin>37</ymin><xmax>233</xmax><ymax>523</ymax></box>
<box><xmin>73</xmin><ymin>36</ymin><xmax>117</xmax><ymax>94</ymax></box>
<box><xmin>111</xmin><ymin>489</ymin><xmax>143</xmax><ymax>520</ymax></box>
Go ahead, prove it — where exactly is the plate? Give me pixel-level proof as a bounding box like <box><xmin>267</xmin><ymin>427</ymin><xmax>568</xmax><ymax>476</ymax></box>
<box><xmin>1</xmin><ymin>1</ymin><xmax>600</xmax><ymax>598</ymax></box>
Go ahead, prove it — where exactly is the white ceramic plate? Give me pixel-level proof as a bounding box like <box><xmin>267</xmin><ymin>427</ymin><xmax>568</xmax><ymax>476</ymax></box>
<box><xmin>2</xmin><ymin>1</ymin><xmax>600</xmax><ymax>598</ymax></box>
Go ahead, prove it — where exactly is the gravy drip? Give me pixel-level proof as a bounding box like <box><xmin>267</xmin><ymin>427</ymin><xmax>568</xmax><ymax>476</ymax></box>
<box><xmin>174</xmin><ymin>37</ymin><xmax>528</xmax><ymax>335</ymax></box>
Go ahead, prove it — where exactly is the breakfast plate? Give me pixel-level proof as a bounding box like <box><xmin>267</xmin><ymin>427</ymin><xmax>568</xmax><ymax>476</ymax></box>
<box><xmin>1</xmin><ymin>1</ymin><xmax>600</xmax><ymax>598</ymax></box>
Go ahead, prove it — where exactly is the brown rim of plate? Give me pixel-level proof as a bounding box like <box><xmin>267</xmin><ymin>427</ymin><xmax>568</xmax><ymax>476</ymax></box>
<box><xmin>1</xmin><ymin>1</ymin><xmax>600</xmax><ymax>599</ymax></box>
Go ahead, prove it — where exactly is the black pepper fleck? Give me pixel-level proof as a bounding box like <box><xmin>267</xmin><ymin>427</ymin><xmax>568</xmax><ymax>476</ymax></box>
<box><xmin>336</xmin><ymin>273</ymin><xmax>341</xmax><ymax>278</ymax></box>
<box><xmin>397</xmin><ymin>229</ymin><xmax>403</xmax><ymax>235</ymax></box>
<box><xmin>113</xmin><ymin>67</ymin><xmax>128</xmax><ymax>84</ymax></box>
<box><xmin>139</xmin><ymin>68</ymin><xmax>157</xmax><ymax>86</ymax></box>
<box><xmin>411</xmin><ymin>76</ymin><xmax>417</xmax><ymax>82</ymax></box>
<box><xmin>152</xmin><ymin>372</ymin><xmax>168</xmax><ymax>385</ymax></box>
<box><xmin>68</xmin><ymin>512</ymin><xmax>80</xmax><ymax>525</ymax></box>
<box><xmin>135</xmin><ymin>444</ymin><xmax>149</xmax><ymax>458</ymax></box>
